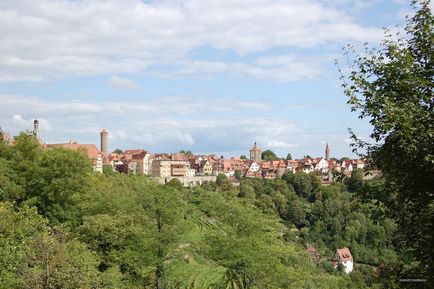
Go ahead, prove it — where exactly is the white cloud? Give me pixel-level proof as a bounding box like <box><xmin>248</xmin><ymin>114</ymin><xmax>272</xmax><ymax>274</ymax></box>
<box><xmin>0</xmin><ymin>0</ymin><xmax>383</xmax><ymax>82</ymax></box>
<box><xmin>266</xmin><ymin>140</ymin><xmax>296</xmax><ymax>149</ymax></box>
<box><xmin>107</xmin><ymin>75</ymin><xmax>140</xmax><ymax>91</ymax></box>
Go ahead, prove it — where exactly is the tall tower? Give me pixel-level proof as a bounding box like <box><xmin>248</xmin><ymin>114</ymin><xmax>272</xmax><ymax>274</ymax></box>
<box><xmin>100</xmin><ymin>129</ymin><xmax>108</xmax><ymax>157</ymax></box>
<box><xmin>325</xmin><ymin>143</ymin><xmax>330</xmax><ymax>161</ymax></box>
<box><xmin>250</xmin><ymin>142</ymin><xmax>262</xmax><ymax>163</ymax></box>
<box><xmin>33</xmin><ymin>119</ymin><xmax>39</xmax><ymax>139</ymax></box>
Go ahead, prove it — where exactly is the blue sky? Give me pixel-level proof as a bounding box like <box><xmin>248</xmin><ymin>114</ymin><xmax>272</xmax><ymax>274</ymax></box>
<box><xmin>0</xmin><ymin>0</ymin><xmax>426</xmax><ymax>158</ymax></box>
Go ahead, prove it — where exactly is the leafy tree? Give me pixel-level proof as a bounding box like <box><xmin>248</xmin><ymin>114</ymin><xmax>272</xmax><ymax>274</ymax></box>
<box><xmin>261</xmin><ymin>149</ymin><xmax>279</xmax><ymax>161</ymax></box>
<box><xmin>240</xmin><ymin>155</ymin><xmax>248</xmax><ymax>160</ymax></box>
<box><xmin>286</xmin><ymin>153</ymin><xmax>293</xmax><ymax>160</ymax></box>
<box><xmin>340</xmin><ymin>0</ymin><xmax>434</xmax><ymax>282</ymax></box>
<box><xmin>234</xmin><ymin>170</ymin><xmax>242</xmax><ymax>180</ymax></box>
<box><xmin>112</xmin><ymin>148</ymin><xmax>123</xmax><ymax>154</ymax></box>
<box><xmin>179</xmin><ymin>150</ymin><xmax>193</xmax><ymax>156</ymax></box>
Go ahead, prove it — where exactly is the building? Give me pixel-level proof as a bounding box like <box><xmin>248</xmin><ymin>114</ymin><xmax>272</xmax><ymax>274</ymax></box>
<box><xmin>325</xmin><ymin>143</ymin><xmax>330</xmax><ymax>161</ymax></box>
<box><xmin>249</xmin><ymin>142</ymin><xmax>262</xmax><ymax>163</ymax></box>
<box><xmin>100</xmin><ymin>129</ymin><xmax>110</xmax><ymax>165</ymax></box>
<box><xmin>306</xmin><ymin>245</ymin><xmax>321</xmax><ymax>263</ymax></box>
<box><xmin>0</xmin><ymin>129</ymin><xmax>12</xmax><ymax>144</ymax></box>
<box><xmin>46</xmin><ymin>141</ymin><xmax>103</xmax><ymax>173</ymax></box>
<box><xmin>331</xmin><ymin>247</ymin><xmax>354</xmax><ymax>273</ymax></box>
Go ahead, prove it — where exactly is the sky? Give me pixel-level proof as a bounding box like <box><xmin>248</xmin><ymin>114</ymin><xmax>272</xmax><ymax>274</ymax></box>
<box><xmin>0</xmin><ymin>0</ymin><xmax>427</xmax><ymax>159</ymax></box>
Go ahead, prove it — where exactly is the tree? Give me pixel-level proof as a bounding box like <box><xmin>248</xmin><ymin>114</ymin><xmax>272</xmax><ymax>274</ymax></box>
<box><xmin>286</xmin><ymin>153</ymin><xmax>292</xmax><ymax>160</ymax></box>
<box><xmin>261</xmin><ymin>149</ymin><xmax>279</xmax><ymax>161</ymax></box>
<box><xmin>240</xmin><ymin>155</ymin><xmax>248</xmax><ymax>160</ymax></box>
<box><xmin>340</xmin><ymin>0</ymin><xmax>434</xmax><ymax>283</ymax></box>
<box><xmin>179</xmin><ymin>150</ymin><xmax>193</xmax><ymax>156</ymax></box>
<box><xmin>112</xmin><ymin>148</ymin><xmax>123</xmax><ymax>154</ymax></box>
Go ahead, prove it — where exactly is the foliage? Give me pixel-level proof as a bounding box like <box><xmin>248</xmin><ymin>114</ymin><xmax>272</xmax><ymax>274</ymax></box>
<box><xmin>0</xmin><ymin>132</ymin><xmax>415</xmax><ymax>288</ymax></box>
<box><xmin>340</xmin><ymin>0</ymin><xmax>434</xmax><ymax>283</ymax></box>
<box><xmin>261</xmin><ymin>149</ymin><xmax>279</xmax><ymax>161</ymax></box>
<box><xmin>179</xmin><ymin>150</ymin><xmax>193</xmax><ymax>156</ymax></box>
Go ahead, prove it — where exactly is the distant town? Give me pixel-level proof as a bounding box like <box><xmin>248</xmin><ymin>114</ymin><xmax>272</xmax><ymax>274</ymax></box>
<box><xmin>1</xmin><ymin>119</ymin><xmax>377</xmax><ymax>186</ymax></box>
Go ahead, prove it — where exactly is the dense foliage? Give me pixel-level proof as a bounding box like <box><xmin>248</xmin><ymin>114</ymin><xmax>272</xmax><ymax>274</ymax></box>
<box><xmin>340</xmin><ymin>0</ymin><xmax>433</xmax><ymax>285</ymax></box>
<box><xmin>0</xmin><ymin>133</ymin><xmax>418</xmax><ymax>288</ymax></box>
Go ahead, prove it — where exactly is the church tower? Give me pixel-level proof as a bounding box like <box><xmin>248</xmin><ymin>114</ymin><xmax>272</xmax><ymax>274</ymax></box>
<box><xmin>33</xmin><ymin>119</ymin><xmax>39</xmax><ymax>139</ymax></box>
<box><xmin>325</xmin><ymin>143</ymin><xmax>330</xmax><ymax>161</ymax></box>
<box><xmin>250</xmin><ymin>142</ymin><xmax>262</xmax><ymax>163</ymax></box>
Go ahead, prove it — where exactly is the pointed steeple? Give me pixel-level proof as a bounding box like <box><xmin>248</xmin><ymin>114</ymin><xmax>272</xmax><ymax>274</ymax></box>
<box><xmin>325</xmin><ymin>143</ymin><xmax>330</xmax><ymax>161</ymax></box>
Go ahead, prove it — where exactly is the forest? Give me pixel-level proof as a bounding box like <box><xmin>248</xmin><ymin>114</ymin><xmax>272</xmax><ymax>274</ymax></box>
<box><xmin>0</xmin><ymin>133</ymin><xmax>427</xmax><ymax>288</ymax></box>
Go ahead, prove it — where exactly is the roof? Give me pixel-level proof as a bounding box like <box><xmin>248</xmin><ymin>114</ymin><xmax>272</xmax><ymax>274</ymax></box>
<box><xmin>124</xmin><ymin>149</ymin><xmax>145</xmax><ymax>155</ymax></box>
<box><xmin>335</xmin><ymin>247</ymin><xmax>353</xmax><ymax>261</ymax></box>
<box><xmin>306</xmin><ymin>245</ymin><xmax>318</xmax><ymax>254</ymax></box>
<box><xmin>48</xmin><ymin>143</ymin><xmax>100</xmax><ymax>160</ymax></box>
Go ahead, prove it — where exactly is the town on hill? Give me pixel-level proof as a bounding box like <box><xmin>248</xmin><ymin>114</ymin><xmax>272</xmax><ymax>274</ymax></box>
<box><xmin>1</xmin><ymin>119</ymin><xmax>377</xmax><ymax>187</ymax></box>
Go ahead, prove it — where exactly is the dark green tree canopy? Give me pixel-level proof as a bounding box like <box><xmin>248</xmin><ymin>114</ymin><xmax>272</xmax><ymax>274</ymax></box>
<box><xmin>112</xmin><ymin>148</ymin><xmax>123</xmax><ymax>154</ymax></box>
<box><xmin>261</xmin><ymin>149</ymin><xmax>279</xmax><ymax>161</ymax></box>
<box><xmin>340</xmin><ymin>0</ymin><xmax>434</xmax><ymax>282</ymax></box>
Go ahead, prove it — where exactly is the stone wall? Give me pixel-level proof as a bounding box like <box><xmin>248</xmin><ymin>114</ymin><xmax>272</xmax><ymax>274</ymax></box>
<box><xmin>153</xmin><ymin>176</ymin><xmax>217</xmax><ymax>187</ymax></box>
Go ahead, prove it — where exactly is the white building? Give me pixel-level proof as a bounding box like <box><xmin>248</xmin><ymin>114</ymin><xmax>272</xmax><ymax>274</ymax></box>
<box><xmin>332</xmin><ymin>247</ymin><xmax>354</xmax><ymax>274</ymax></box>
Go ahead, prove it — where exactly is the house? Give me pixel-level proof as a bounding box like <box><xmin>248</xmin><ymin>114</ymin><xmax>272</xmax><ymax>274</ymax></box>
<box><xmin>331</xmin><ymin>247</ymin><xmax>354</xmax><ymax>273</ymax></box>
<box><xmin>47</xmin><ymin>141</ymin><xmax>103</xmax><ymax>173</ymax></box>
<box><xmin>244</xmin><ymin>160</ymin><xmax>262</xmax><ymax>178</ymax></box>
<box><xmin>299</xmin><ymin>158</ymin><xmax>314</xmax><ymax>173</ymax></box>
<box><xmin>152</xmin><ymin>155</ymin><xmax>172</xmax><ymax>177</ymax></box>
<box><xmin>131</xmin><ymin>151</ymin><xmax>152</xmax><ymax>175</ymax></box>
<box><xmin>341</xmin><ymin>160</ymin><xmax>354</xmax><ymax>175</ymax></box>
<box><xmin>312</xmin><ymin>157</ymin><xmax>329</xmax><ymax>172</ymax></box>
<box><xmin>198</xmin><ymin>160</ymin><xmax>213</xmax><ymax>175</ymax></box>
<box><xmin>286</xmin><ymin>160</ymin><xmax>299</xmax><ymax>174</ymax></box>
<box><xmin>306</xmin><ymin>245</ymin><xmax>321</xmax><ymax>263</ymax></box>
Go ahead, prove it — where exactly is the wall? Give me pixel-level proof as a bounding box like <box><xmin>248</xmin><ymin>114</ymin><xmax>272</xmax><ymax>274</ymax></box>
<box><xmin>153</xmin><ymin>176</ymin><xmax>217</xmax><ymax>187</ymax></box>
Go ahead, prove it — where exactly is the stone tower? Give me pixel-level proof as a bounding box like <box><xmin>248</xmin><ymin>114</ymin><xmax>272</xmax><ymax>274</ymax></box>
<box><xmin>250</xmin><ymin>142</ymin><xmax>262</xmax><ymax>163</ymax></box>
<box><xmin>33</xmin><ymin>119</ymin><xmax>39</xmax><ymax>139</ymax></box>
<box><xmin>325</xmin><ymin>143</ymin><xmax>330</xmax><ymax>161</ymax></box>
<box><xmin>100</xmin><ymin>129</ymin><xmax>108</xmax><ymax>157</ymax></box>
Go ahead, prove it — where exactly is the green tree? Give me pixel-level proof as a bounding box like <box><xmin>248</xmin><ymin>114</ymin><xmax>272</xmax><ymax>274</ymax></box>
<box><xmin>179</xmin><ymin>150</ymin><xmax>193</xmax><ymax>156</ymax></box>
<box><xmin>112</xmin><ymin>148</ymin><xmax>123</xmax><ymax>154</ymax></box>
<box><xmin>261</xmin><ymin>149</ymin><xmax>279</xmax><ymax>161</ymax></box>
<box><xmin>286</xmin><ymin>153</ymin><xmax>292</xmax><ymax>160</ymax></box>
<box><xmin>240</xmin><ymin>155</ymin><xmax>248</xmax><ymax>160</ymax></box>
<box><xmin>340</xmin><ymin>0</ymin><xmax>434</xmax><ymax>282</ymax></box>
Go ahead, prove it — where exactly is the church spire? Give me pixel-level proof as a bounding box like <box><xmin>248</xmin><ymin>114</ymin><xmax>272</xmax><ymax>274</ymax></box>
<box><xmin>325</xmin><ymin>143</ymin><xmax>330</xmax><ymax>161</ymax></box>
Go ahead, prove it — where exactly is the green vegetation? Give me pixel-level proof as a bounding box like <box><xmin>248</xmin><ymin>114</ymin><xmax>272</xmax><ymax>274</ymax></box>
<box><xmin>0</xmin><ymin>133</ymin><xmax>421</xmax><ymax>288</ymax></box>
<box><xmin>340</xmin><ymin>0</ymin><xmax>433</xmax><ymax>285</ymax></box>
<box><xmin>261</xmin><ymin>149</ymin><xmax>279</xmax><ymax>161</ymax></box>
<box><xmin>179</xmin><ymin>150</ymin><xmax>193</xmax><ymax>156</ymax></box>
<box><xmin>112</xmin><ymin>148</ymin><xmax>123</xmax><ymax>154</ymax></box>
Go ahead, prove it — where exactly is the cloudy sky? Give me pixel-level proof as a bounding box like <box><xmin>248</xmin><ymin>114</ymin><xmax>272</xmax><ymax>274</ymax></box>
<box><xmin>0</xmin><ymin>0</ymin><xmax>423</xmax><ymax>158</ymax></box>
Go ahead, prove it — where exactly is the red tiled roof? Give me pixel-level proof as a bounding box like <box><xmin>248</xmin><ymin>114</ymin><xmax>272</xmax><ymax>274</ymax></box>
<box><xmin>336</xmin><ymin>247</ymin><xmax>353</xmax><ymax>261</ymax></box>
<box><xmin>48</xmin><ymin>143</ymin><xmax>100</xmax><ymax>160</ymax></box>
<box><xmin>124</xmin><ymin>149</ymin><xmax>145</xmax><ymax>155</ymax></box>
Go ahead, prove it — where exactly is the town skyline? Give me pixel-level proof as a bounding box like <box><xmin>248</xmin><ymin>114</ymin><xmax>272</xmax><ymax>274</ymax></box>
<box><xmin>1</xmin><ymin>119</ymin><xmax>350</xmax><ymax>160</ymax></box>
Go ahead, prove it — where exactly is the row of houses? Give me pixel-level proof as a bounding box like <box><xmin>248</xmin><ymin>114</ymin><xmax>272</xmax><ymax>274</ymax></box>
<box><xmin>104</xmin><ymin>142</ymin><xmax>366</xmax><ymax>180</ymax></box>
<box><xmin>1</xmin><ymin>123</ymin><xmax>367</xmax><ymax>180</ymax></box>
